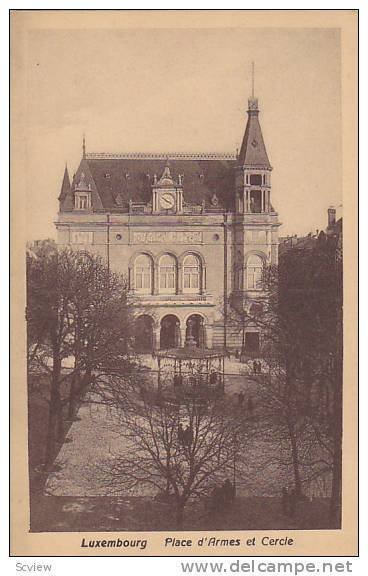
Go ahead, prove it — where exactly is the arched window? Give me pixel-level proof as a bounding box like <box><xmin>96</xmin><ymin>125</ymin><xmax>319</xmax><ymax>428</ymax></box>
<box><xmin>246</xmin><ymin>255</ymin><xmax>263</xmax><ymax>290</ymax></box>
<box><xmin>183</xmin><ymin>254</ymin><xmax>201</xmax><ymax>293</ymax></box>
<box><xmin>159</xmin><ymin>254</ymin><xmax>177</xmax><ymax>294</ymax></box>
<box><xmin>134</xmin><ymin>254</ymin><xmax>153</xmax><ymax>294</ymax></box>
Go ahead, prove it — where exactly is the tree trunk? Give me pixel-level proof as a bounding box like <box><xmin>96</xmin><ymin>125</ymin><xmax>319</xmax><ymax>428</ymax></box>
<box><xmin>288</xmin><ymin>420</ymin><xmax>303</xmax><ymax>498</ymax></box>
<box><xmin>68</xmin><ymin>371</ymin><xmax>79</xmax><ymax>421</ymax></box>
<box><xmin>44</xmin><ymin>355</ymin><xmax>62</xmax><ymax>465</ymax></box>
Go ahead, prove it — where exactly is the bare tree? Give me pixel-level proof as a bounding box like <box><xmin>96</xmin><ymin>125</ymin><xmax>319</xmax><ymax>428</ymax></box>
<box><xmin>93</xmin><ymin>371</ymin><xmax>252</xmax><ymax>529</ymax></box>
<box><xmin>26</xmin><ymin>244</ymin><xmax>136</xmax><ymax>465</ymax></box>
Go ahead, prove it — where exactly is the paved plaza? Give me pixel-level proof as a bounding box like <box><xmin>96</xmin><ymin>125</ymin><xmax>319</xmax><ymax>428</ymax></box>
<box><xmin>45</xmin><ymin>364</ymin><xmax>291</xmax><ymax>500</ymax></box>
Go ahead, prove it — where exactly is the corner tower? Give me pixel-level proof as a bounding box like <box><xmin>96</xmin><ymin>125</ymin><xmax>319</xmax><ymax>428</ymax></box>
<box><xmin>236</xmin><ymin>95</ymin><xmax>272</xmax><ymax>215</ymax></box>
<box><xmin>231</xmin><ymin>92</ymin><xmax>280</xmax><ymax>313</ymax></box>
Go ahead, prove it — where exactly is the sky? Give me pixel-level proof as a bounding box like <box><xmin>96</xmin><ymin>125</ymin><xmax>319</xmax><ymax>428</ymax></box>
<box><xmin>23</xmin><ymin>26</ymin><xmax>342</xmax><ymax>240</ymax></box>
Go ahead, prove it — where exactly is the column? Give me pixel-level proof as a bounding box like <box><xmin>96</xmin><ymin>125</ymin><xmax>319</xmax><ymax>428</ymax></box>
<box><xmin>206</xmin><ymin>324</ymin><xmax>214</xmax><ymax>349</ymax></box>
<box><xmin>153</xmin><ymin>262</ymin><xmax>159</xmax><ymax>295</ymax></box>
<box><xmin>201</xmin><ymin>266</ymin><xmax>206</xmax><ymax>294</ymax></box>
<box><xmin>153</xmin><ymin>324</ymin><xmax>160</xmax><ymax>350</ymax></box>
<box><xmin>180</xmin><ymin>325</ymin><xmax>186</xmax><ymax>348</ymax></box>
<box><xmin>178</xmin><ymin>263</ymin><xmax>183</xmax><ymax>294</ymax></box>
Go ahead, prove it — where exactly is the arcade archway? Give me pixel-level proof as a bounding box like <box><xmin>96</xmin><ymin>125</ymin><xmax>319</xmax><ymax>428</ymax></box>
<box><xmin>160</xmin><ymin>314</ymin><xmax>180</xmax><ymax>349</ymax></box>
<box><xmin>134</xmin><ymin>315</ymin><xmax>154</xmax><ymax>352</ymax></box>
<box><xmin>185</xmin><ymin>314</ymin><xmax>205</xmax><ymax>348</ymax></box>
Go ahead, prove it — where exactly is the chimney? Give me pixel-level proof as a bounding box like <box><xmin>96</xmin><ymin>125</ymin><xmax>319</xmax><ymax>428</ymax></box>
<box><xmin>328</xmin><ymin>206</ymin><xmax>336</xmax><ymax>229</ymax></box>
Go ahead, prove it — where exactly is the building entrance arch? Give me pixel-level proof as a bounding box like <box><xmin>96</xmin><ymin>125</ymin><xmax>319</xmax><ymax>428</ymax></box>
<box><xmin>134</xmin><ymin>315</ymin><xmax>154</xmax><ymax>352</ymax></box>
<box><xmin>186</xmin><ymin>314</ymin><xmax>205</xmax><ymax>348</ymax></box>
<box><xmin>160</xmin><ymin>314</ymin><xmax>180</xmax><ymax>349</ymax></box>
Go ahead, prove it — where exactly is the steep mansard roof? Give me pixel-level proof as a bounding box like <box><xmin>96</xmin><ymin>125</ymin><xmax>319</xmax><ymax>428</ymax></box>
<box><xmin>59</xmin><ymin>98</ymin><xmax>272</xmax><ymax>213</ymax></box>
<box><xmin>59</xmin><ymin>154</ymin><xmax>237</xmax><ymax>212</ymax></box>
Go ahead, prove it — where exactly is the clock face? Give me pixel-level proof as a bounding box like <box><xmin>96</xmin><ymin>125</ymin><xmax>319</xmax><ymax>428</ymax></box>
<box><xmin>160</xmin><ymin>192</ymin><xmax>175</xmax><ymax>209</ymax></box>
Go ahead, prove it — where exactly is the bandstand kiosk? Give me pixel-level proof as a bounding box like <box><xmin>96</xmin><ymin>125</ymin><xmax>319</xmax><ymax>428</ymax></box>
<box><xmin>155</xmin><ymin>334</ymin><xmax>225</xmax><ymax>404</ymax></box>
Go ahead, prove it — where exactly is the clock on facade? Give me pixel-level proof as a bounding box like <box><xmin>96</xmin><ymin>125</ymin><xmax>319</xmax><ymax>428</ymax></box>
<box><xmin>159</xmin><ymin>192</ymin><xmax>175</xmax><ymax>210</ymax></box>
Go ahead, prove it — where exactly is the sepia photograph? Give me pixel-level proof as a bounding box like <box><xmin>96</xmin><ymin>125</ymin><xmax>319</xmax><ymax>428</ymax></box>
<box><xmin>10</xmin><ymin>9</ymin><xmax>358</xmax><ymax>557</ymax></box>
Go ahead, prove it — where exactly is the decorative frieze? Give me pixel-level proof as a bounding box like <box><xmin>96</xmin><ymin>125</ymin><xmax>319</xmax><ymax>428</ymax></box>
<box><xmin>132</xmin><ymin>230</ymin><xmax>203</xmax><ymax>244</ymax></box>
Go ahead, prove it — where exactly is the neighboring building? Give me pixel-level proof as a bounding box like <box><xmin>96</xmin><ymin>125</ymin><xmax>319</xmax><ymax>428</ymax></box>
<box><xmin>279</xmin><ymin>207</ymin><xmax>342</xmax><ymax>257</ymax></box>
<box><xmin>56</xmin><ymin>94</ymin><xmax>280</xmax><ymax>351</ymax></box>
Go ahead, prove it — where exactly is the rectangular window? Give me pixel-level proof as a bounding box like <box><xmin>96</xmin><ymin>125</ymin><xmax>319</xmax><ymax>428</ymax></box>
<box><xmin>184</xmin><ymin>274</ymin><xmax>190</xmax><ymax>288</ymax></box>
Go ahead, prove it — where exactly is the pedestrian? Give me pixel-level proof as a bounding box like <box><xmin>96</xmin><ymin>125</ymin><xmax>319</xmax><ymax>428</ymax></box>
<box><xmin>253</xmin><ymin>360</ymin><xmax>257</xmax><ymax>375</ymax></box>
<box><xmin>222</xmin><ymin>479</ymin><xmax>235</xmax><ymax>505</ymax></box>
<box><xmin>257</xmin><ymin>360</ymin><xmax>262</xmax><ymax>374</ymax></box>
<box><xmin>238</xmin><ymin>391</ymin><xmax>245</xmax><ymax>406</ymax></box>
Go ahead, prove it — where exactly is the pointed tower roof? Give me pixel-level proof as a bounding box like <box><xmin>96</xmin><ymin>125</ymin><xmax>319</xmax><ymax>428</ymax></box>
<box><xmin>58</xmin><ymin>165</ymin><xmax>71</xmax><ymax>201</ymax></box>
<box><xmin>238</xmin><ymin>97</ymin><xmax>271</xmax><ymax>169</ymax></box>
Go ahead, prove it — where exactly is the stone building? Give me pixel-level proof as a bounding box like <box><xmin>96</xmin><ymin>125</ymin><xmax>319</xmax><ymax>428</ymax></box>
<box><xmin>56</xmin><ymin>94</ymin><xmax>280</xmax><ymax>352</ymax></box>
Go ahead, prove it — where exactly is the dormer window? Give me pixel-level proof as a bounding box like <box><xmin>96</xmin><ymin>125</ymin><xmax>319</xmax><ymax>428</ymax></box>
<box><xmin>75</xmin><ymin>192</ymin><xmax>91</xmax><ymax>210</ymax></box>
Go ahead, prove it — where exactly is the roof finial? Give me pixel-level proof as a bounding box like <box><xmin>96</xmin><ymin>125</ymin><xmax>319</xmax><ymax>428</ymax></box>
<box><xmin>82</xmin><ymin>133</ymin><xmax>86</xmax><ymax>157</ymax></box>
<box><xmin>248</xmin><ymin>62</ymin><xmax>258</xmax><ymax>112</ymax></box>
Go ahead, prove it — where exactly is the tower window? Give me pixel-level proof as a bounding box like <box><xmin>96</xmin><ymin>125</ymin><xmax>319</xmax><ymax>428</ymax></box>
<box><xmin>246</xmin><ymin>254</ymin><xmax>263</xmax><ymax>290</ymax></box>
<box><xmin>249</xmin><ymin>190</ymin><xmax>262</xmax><ymax>213</ymax></box>
<box><xmin>250</xmin><ymin>174</ymin><xmax>262</xmax><ymax>186</ymax></box>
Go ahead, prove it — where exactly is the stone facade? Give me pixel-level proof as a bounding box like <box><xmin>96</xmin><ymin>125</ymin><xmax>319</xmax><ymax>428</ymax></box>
<box><xmin>56</xmin><ymin>96</ymin><xmax>280</xmax><ymax>352</ymax></box>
